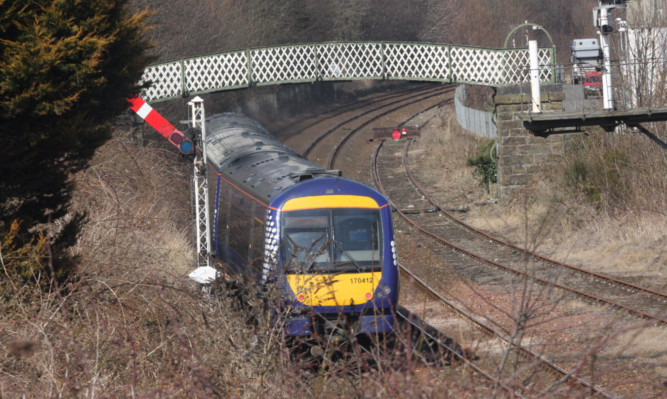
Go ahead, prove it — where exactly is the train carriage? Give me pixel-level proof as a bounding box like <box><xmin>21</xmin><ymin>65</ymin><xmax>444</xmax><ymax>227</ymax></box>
<box><xmin>204</xmin><ymin>113</ymin><xmax>399</xmax><ymax>337</ymax></box>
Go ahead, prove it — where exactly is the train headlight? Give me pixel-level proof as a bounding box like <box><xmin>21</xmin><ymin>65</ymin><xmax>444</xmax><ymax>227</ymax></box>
<box><xmin>375</xmin><ymin>285</ymin><xmax>392</xmax><ymax>299</ymax></box>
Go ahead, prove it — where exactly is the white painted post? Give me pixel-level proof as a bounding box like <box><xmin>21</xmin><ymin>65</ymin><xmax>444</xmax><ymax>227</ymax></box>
<box><xmin>599</xmin><ymin>6</ymin><xmax>614</xmax><ymax>110</ymax></box>
<box><xmin>529</xmin><ymin>40</ymin><xmax>542</xmax><ymax>113</ymax></box>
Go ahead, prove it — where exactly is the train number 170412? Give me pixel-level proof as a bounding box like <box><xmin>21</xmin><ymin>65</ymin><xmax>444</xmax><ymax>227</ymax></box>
<box><xmin>350</xmin><ymin>277</ymin><xmax>373</xmax><ymax>284</ymax></box>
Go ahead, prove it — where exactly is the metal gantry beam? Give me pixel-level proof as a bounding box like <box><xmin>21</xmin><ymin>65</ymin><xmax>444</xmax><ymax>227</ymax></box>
<box><xmin>522</xmin><ymin>106</ymin><xmax>667</xmax><ymax>137</ymax></box>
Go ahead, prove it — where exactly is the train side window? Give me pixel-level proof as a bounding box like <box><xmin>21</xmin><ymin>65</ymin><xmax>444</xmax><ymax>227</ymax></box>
<box><xmin>215</xmin><ymin>180</ymin><xmax>232</xmax><ymax>262</ymax></box>
<box><xmin>246</xmin><ymin>202</ymin><xmax>265</xmax><ymax>275</ymax></box>
<box><xmin>211</xmin><ymin>175</ymin><xmax>221</xmax><ymax>256</ymax></box>
<box><xmin>228</xmin><ymin>189</ymin><xmax>252</xmax><ymax>265</ymax></box>
<box><xmin>223</xmin><ymin>182</ymin><xmax>232</xmax><ymax>261</ymax></box>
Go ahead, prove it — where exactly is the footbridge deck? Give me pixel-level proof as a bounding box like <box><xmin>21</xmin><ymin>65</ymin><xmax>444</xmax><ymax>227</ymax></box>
<box><xmin>139</xmin><ymin>41</ymin><xmax>555</xmax><ymax>103</ymax></box>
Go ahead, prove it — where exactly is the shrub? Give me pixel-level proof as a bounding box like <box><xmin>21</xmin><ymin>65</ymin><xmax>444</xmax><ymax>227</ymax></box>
<box><xmin>0</xmin><ymin>0</ymin><xmax>152</xmax><ymax>288</ymax></box>
<box><xmin>564</xmin><ymin>146</ymin><xmax>630</xmax><ymax>210</ymax></box>
<box><xmin>467</xmin><ymin>139</ymin><xmax>497</xmax><ymax>191</ymax></box>
<box><xmin>0</xmin><ymin>220</ymin><xmax>49</xmax><ymax>297</ymax></box>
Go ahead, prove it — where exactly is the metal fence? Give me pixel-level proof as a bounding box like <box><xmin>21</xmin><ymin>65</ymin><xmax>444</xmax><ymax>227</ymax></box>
<box><xmin>454</xmin><ymin>85</ymin><xmax>497</xmax><ymax>138</ymax></box>
<box><xmin>139</xmin><ymin>41</ymin><xmax>555</xmax><ymax>103</ymax></box>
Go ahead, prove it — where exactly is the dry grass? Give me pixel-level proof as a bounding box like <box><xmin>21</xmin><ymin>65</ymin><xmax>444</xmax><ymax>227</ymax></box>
<box><xmin>2</xmin><ymin>108</ymin><xmax>662</xmax><ymax>397</ymax></box>
<box><xmin>0</xmin><ymin>125</ymin><xmax>499</xmax><ymax>398</ymax></box>
<box><xmin>418</xmin><ymin>108</ymin><xmax>491</xmax><ymax>206</ymax></box>
<box><xmin>439</xmin><ymin>118</ymin><xmax>667</xmax><ymax>283</ymax></box>
<box><xmin>0</xmin><ymin>126</ymin><xmax>289</xmax><ymax>397</ymax></box>
<box><xmin>71</xmin><ymin>127</ymin><xmax>194</xmax><ymax>282</ymax></box>
<box><xmin>409</xmin><ymin>105</ymin><xmax>667</xmax><ymax>396</ymax></box>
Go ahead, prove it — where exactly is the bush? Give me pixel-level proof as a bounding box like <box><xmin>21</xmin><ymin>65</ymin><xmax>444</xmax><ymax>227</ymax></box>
<box><xmin>467</xmin><ymin>140</ymin><xmax>497</xmax><ymax>191</ymax></box>
<box><xmin>0</xmin><ymin>0</ymin><xmax>152</xmax><ymax>289</ymax></box>
<box><xmin>564</xmin><ymin>144</ymin><xmax>630</xmax><ymax>210</ymax></box>
<box><xmin>0</xmin><ymin>221</ymin><xmax>49</xmax><ymax>296</ymax></box>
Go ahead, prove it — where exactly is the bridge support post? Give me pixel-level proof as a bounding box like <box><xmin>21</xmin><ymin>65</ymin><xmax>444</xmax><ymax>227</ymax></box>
<box><xmin>494</xmin><ymin>86</ymin><xmax>565</xmax><ymax>201</ymax></box>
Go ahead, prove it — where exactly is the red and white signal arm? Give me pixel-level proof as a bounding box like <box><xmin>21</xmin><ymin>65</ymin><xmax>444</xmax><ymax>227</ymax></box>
<box><xmin>127</xmin><ymin>96</ymin><xmax>195</xmax><ymax>155</ymax></box>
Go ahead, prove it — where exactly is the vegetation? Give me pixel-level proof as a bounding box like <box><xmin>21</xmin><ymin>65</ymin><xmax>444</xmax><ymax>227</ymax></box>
<box><xmin>563</xmin><ymin>130</ymin><xmax>664</xmax><ymax>216</ymax></box>
<box><xmin>467</xmin><ymin>140</ymin><xmax>498</xmax><ymax>191</ymax></box>
<box><xmin>0</xmin><ymin>0</ymin><xmax>153</xmax><ymax>288</ymax></box>
<box><xmin>0</xmin><ymin>127</ymin><xmax>473</xmax><ymax>396</ymax></box>
<box><xmin>565</xmin><ymin>144</ymin><xmax>630</xmax><ymax>209</ymax></box>
<box><xmin>132</xmin><ymin>0</ymin><xmax>598</xmax><ymax>63</ymax></box>
<box><xmin>1</xmin><ymin>0</ymin><xmax>664</xmax><ymax>396</ymax></box>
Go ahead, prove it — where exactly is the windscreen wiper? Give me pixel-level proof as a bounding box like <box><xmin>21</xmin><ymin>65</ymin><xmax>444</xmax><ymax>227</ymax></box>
<box><xmin>285</xmin><ymin>232</ymin><xmax>327</xmax><ymax>273</ymax></box>
<box><xmin>332</xmin><ymin>240</ymin><xmax>363</xmax><ymax>272</ymax></box>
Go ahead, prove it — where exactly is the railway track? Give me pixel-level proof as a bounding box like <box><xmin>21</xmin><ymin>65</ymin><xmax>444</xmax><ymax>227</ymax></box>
<box><xmin>282</xmin><ymin>84</ymin><xmax>453</xmax><ymax>158</ymax></box>
<box><xmin>374</xmin><ymin>138</ymin><xmax>667</xmax><ymax>326</ymax></box>
<box><xmin>305</xmin><ymin>87</ymin><xmax>665</xmax><ymax>328</ymax></box>
<box><xmin>294</xmin><ymin>87</ymin><xmax>616</xmax><ymax>397</ymax></box>
<box><xmin>305</xmin><ymin>85</ymin><xmax>454</xmax><ymax>161</ymax></box>
<box><xmin>273</xmin><ymin>83</ymin><xmax>434</xmax><ymax>139</ymax></box>
<box><xmin>394</xmin><ymin>307</ymin><xmax>525</xmax><ymax>398</ymax></box>
<box><xmin>395</xmin><ymin>267</ymin><xmax>613</xmax><ymax>398</ymax></box>
<box><xmin>370</xmin><ymin>142</ymin><xmax>612</xmax><ymax>397</ymax></box>
<box><xmin>367</xmin><ymin>115</ymin><xmax>664</xmax><ymax>396</ymax></box>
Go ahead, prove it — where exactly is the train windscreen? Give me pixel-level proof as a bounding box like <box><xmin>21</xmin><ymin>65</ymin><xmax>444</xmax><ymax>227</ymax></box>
<box><xmin>281</xmin><ymin>208</ymin><xmax>382</xmax><ymax>273</ymax></box>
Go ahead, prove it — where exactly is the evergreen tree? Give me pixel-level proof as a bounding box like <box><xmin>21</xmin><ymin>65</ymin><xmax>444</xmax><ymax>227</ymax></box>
<box><xmin>0</xmin><ymin>0</ymin><xmax>153</xmax><ymax>285</ymax></box>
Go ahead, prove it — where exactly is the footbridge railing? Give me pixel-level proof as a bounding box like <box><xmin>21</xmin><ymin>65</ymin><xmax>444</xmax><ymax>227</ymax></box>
<box><xmin>140</xmin><ymin>41</ymin><xmax>555</xmax><ymax>103</ymax></box>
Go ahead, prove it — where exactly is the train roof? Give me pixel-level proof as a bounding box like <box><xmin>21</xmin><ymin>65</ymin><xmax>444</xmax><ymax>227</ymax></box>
<box><xmin>271</xmin><ymin>175</ymin><xmax>390</xmax><ymax>211</ymax></box>
<box><xmin>204</xmin><ymin>113</ymin><xmax>340</xmax><ymax>204</ymax></box>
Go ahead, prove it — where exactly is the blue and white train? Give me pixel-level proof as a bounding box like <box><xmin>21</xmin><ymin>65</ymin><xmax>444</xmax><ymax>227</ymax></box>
<box><xmin>204</xmin><ymin>113</ymin><xmax>399</xmax><ymax>337</ymax></box>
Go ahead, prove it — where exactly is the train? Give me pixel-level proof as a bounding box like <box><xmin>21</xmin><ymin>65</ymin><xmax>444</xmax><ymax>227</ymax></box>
<box><xmin>204</xmin><ymin>113</ymin><xmax>399</xmax><ymax>338</ymax></box>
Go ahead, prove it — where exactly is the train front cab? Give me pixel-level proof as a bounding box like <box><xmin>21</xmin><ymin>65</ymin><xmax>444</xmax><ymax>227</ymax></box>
<box><xmin>267</xmin><ymin>178</ymin><xmax>399</xmax><ymax>338</ymax></box>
